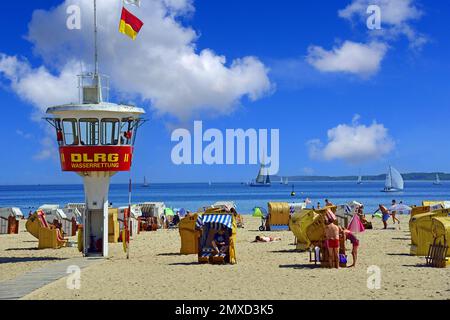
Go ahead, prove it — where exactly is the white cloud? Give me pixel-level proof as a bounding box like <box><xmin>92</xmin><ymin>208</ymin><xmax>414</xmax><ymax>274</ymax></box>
<box><xmin>0</xmin><ymin>0</ymin><xmax>272</xmax><ymax>120</ymax></box>
<box><xmin>338</xmin><ymin>0</ymin><xmax>427</xmax><ymax>49</ymax></box>
<box><xmin>307</xmin><ymin>115</ymin><xmax>395</xmax><ymax>164</ymax></box>
<box><xmin>0</xmin><ymin>54</ymin><xmax>79</xmax><ymax>112</ymax></box>
<box><xmin>306</xmin><ymin>41</ymin><xmax>388</xmax><ymax>77</ymax></box>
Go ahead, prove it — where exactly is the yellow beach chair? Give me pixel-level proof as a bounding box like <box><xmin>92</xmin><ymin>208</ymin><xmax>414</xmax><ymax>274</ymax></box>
<box><xmin>425</xmin><ymin>217</ymin><xmax>450</xmax><ymax>267</ymax></box>
<box><xmin>197</xmin><ymin>207</ymin><xmax>237</xmax><ymax>265</ymax></box>
<box><xmin>409</xmin><ymin>211</ymin><xmax>448</xmax><ymax>256</ymax></box>
<box><xmin>179</xmin><ymin>213</ymin><xmax>201</xmax><ymax>255</ymax></box>
<box><xmin>267</xmin><ymin>202</ymin><xmax>291</xmax><ymax>230</ymax></box>
<box><xmin>26</xmin><ymin>210</ymin><xmax>67</xmax><ymax>249</ymax></box>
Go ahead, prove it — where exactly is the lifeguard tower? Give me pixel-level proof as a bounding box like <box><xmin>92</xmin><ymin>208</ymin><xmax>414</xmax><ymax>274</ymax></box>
<box><xmin>44</xmin><ymin>1</ymin><xmax>145</xmax><ymax>257</ymax></box>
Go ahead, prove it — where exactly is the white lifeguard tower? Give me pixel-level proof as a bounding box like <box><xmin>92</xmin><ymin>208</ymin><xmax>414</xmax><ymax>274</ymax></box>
<box><xmin>44</xmin><ymin>1</ymin><xmax>145</xmax><ymax>257</ymax></box>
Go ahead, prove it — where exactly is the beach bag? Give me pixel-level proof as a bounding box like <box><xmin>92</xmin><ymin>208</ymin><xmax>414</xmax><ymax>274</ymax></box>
<box><xmin>339</xmin><ymin>254</ymin><xmax>347</xmax><ymax>265</ymax></box>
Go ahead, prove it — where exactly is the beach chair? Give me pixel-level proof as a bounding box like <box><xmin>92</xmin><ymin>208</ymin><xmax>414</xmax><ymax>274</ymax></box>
<box><xmin>197</xmin><ymin>208</ymin><xmax>237</xmax><ymax>265</ymax></box>
<box><xmin>179</xmin><ymin>214</ymin><xmax>201</xmax><ymax>255</ymax></box>
<box><xmin>108</xmin><ymin>208</ymin><xmax>120</xmax><ymax>243</ymax></box>
<box><xmin>426</xmin><ymin>241</ymin><xmax>448</xmax><ymax>268</ymax></box>
<box><xmin>410</xmin><ymin>211</ymin><xmax>448</xmax><ymax>256</ymax></box>
<box><xmin>267</xmin><ymin>202</ymin><xmax>291</xmax><ymax>231</ymax></box>
<box><xmin>25</xmin><ymin>210</ymin><xmax>67</xmax><ymax>249</ymax></box>
<box><xmin>425</xmin><ymin>217</ymin><xmax>450</xmax><ymax>268</ymax></box>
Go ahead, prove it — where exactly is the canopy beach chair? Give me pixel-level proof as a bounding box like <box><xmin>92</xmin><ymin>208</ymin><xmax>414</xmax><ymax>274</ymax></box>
<box><xmin>196</xmin><ymin>207</ymin><xmax>237</xmax><ymax>265</ymax></box>
<box><xmin>179</xmin><ymin>213</ymin><xmax>201</xmax><ymax>254</ymax></box>
<box><xmin>25</xmin><ymin>210</ymin><xmax>67</xmax><ymax>249</ymax></box>
<box><xmin>410</xmin><ymin>210</ymin><xmax>448</xmax><ymax>256</ymax></box>
<box><xmin>426</xmin><ymin>217</ymin><xmax>450</xmax><ymax>268</ymax></box>
<box><xmin>0</xmin><ymin>207</ymin><xmax>23</xmax><ymax>234</ymax></box>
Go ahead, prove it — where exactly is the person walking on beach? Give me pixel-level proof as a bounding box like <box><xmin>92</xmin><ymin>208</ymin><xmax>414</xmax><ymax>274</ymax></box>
<box><xmin>325</xmin><ymin>199</ymin><xmax>334</xmax><ymax>207</ymax></box>
<box><xmin>374</xmin><ymin>204</ymin><xmax>390</xmax><ymax>229</ymax></box>
<box><xmin>325</xmin><ymin>216</ymin><xmax>340</xmax><ymax>269</ymax></box>
<box><xmin>317</xmin><ymin>202</ymin><xmax>321</xmax><ymax>209</ymax></box>
<box><xmin>390</xmin><ymin>200</ymin><xmax>401</xmax><ymax>225</ymax></box>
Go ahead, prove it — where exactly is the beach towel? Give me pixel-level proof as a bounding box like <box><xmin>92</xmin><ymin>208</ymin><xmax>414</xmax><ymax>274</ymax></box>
<box><xmin>348</xmin><ymin>214</ymin><xmax>365</xmax><ymax>233</ymax></box>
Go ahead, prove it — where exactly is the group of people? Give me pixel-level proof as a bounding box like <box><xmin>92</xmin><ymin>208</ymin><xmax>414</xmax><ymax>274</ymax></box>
<box><xmin>374</xmin><ymin>199</ymin><xmax>401</xmax><ymax>229</ymax></box>
<box><xmin>324</xmin><ymin>211</ymin><xmax>359</xmax><ymax>268</ymax></box>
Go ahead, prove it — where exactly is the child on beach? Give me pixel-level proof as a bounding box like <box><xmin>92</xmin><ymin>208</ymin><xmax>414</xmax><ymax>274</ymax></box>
<box><xmin>390</xmin><ymin>200</ymin><xmax>401</xmax><ymax>225</ymax></box>
<box><xmin>325</xmin><ymin>217</ymin><xmax>340</xmax><ymax>269</ymax></box>
<box><xmin>212</xmin><ymin>229</ymin><xmax>229</xmax><ymax>257</ymax></box>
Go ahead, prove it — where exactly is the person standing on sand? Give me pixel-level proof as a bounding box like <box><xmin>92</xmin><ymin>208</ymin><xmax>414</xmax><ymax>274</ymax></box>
<box><xmin>390</xmin><ymin>200</ymin><xmax>401</xmax><ymax>225</ymax></box>
<box><xmin>325</xmin><ymin>199</ymin><xmax>334</xmax><ymax>207</ymax></box>
<box><xmin>317</xmin><ymin>202</ymin><xmax>321</xmax><ymax>209</ymax></box>
<box><xmin>325</xmin><ymin>217</ymin><xmax>340</xmax><ymax>269</ymax></box>
<box><xmin>340</xmin><ymin>227</ymin><xmax>359</xmax><ymax>267</ymax></box>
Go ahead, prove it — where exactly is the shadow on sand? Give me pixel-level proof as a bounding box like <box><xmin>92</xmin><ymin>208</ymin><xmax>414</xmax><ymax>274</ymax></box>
<box><xmin>167</xmin><ymin>262</ymin><xmax>200</xmax><ymax>266</ymax></box>
<box><xmin>157</xmin><ymin>252</ymin><xmax>184</xmax><ymax>257</ymax></box>
<box><xmin>279</xmin><ymin>264</ymin><xmax>319</xmax><ymax>270</ymax></box>
<box><xmin>0</xmin><ymin>257</ymin><xmax>66</xmax><ymax>264</ymax></box>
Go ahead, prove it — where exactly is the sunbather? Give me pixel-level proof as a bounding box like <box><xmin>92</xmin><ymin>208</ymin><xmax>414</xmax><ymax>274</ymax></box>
<box><xmin>212</xmin><ymin>229</ymin><xmax>229</xmax><ymax>256</ymax></box>
<box><xmin>254</xmin><ymin>235</ymin><xmax>281</xmax><ymax>242</ymax></box>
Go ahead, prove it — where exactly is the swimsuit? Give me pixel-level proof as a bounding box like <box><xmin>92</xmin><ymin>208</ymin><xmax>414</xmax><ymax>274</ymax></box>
<box><xmin>326</xmin><ymin>239</ymin><xmax>340</xmax><ymax>248</ymax></box>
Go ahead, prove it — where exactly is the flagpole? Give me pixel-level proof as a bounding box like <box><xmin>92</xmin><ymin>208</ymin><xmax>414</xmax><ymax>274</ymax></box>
<box><xmin>94</xmin><ymin>0</ymin><xmax>98</xmax><ymax>76</ymax></box>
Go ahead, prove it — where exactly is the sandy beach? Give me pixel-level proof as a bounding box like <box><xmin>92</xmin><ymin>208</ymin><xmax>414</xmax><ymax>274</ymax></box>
<box><xmin>1</xmin><ymin>216</ymin><xmax>448</xmax><ymax>300</ymax></box>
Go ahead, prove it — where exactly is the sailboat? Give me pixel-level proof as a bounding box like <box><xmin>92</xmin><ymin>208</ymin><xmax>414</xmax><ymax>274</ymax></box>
<box><xmin>382</xmin><ymin>166</ymin><xmax>404</xmax><ymax>192</ymax></box>
<box><xmin>357</xmin><ymin>174</ymin><xmax>362</xmax><ymax>185</ymax></box>
<box><xmin>284</xmin><ymin>177</ymin><xmax>289</xmax><ymax>185</ymax></box>
<box><xmin>142</xmin><ymin>176</ymin><xmax>149</xmax><ymax>187</ymax></box>
<box><xmin>433</xmin><ymin>174</ymin><xmax>442</xmax><ymax>185</ymax></box>
<box><xmin>250</xmin><ymin>162</ymin><xmax>271</xmax><ymax>187</ymax></box>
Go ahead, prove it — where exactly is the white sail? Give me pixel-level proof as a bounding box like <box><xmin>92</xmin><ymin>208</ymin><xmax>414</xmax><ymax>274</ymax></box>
<box><xmin>284</xmin><ymin>177</ymin><xmax>288</xmax><ymax>185</ymax></box>
<box><xmin>387</xmin><ymin>166</ymin><xmax>404</xmax><ymax>190</ymax></box>
<box><xmin>357</xmin><ymin>175</ymin><xmax>362</xmax><ymax>184</ymax></box>
<box><xmin>385</xmin><ymin>169</ymin><xmax>392</xmax><ymax>189</ymax></box>
<box><xmin>436</xmin><ymin>174</ymin><xmax>440</xmax><ymax>183</ymax></box>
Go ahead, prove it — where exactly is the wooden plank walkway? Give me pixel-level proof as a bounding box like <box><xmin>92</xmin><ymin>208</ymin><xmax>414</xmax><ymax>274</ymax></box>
<box><xmin>0</xmin><ymin>257</ymin><xmax>103</xmax><ymax>300</ymax></box>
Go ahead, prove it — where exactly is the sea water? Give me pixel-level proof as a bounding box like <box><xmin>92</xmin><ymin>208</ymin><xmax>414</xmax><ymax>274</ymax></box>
<box><xmin>0</xmin><ymin>181</ymin><xmax>449</xmax><ymax>214</ymax></box>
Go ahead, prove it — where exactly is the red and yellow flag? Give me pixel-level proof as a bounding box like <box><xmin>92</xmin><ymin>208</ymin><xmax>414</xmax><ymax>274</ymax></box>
<box><xmin>119</xmin><ymin>7</ymin><xmax>144</xmax><ymax>40</ymax></box>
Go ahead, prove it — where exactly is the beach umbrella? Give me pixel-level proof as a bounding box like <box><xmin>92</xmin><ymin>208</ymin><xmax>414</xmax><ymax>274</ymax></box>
<box><xmin>164</xmin><ymin>208</ymin><xmax>175</xmax><ymax>216</ymax></box>
<box><xmin>178</xmin><ymin>208</ymin><xmax>187</xmax><ymax>217</ymax></box>
<box><xmin>347</xmin><ymin>214</ymin><xmax>365</xmax><ymax>233</ymax></box>
<box><xmin>252</xmin><ymin>207</ymin><xmax>266</xmax><ymax>217</ymax></box>
<box><xmin>389</xmin><ymin>204</ymin><xmax>412</xmax><ymax>215</ymax></box>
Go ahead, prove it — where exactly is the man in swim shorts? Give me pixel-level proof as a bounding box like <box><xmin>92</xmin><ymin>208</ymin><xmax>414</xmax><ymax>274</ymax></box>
<box><xmin>325</xmin><ymin>218</ymin><xmax>340</xmax><ymax>268</ymax></box>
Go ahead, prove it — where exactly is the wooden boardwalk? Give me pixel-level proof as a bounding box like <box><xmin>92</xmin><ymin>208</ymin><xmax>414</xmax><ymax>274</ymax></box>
<box><xmin>0</xmin><ymin>257</ymin><xmax>103</xmax><ymax>300</ymax></box>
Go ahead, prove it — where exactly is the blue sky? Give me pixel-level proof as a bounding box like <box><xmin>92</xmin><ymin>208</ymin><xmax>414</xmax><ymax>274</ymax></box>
<box><xmin>0</xmin><ymin>0</ymin><xmax>449</xmax><ymax>184</ymax></box>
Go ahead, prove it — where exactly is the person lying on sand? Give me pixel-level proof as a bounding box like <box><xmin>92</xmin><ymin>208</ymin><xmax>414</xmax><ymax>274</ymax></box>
<box><xmin>254</xmin><ymin>235</ymin><xmax>281</xmax><ymax>242</ymax></box>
